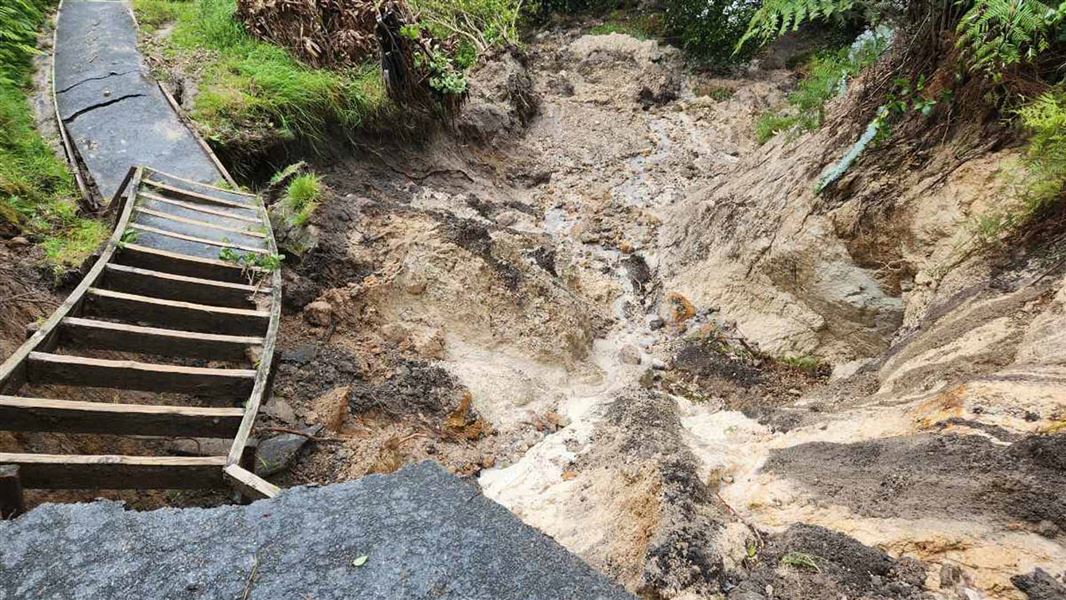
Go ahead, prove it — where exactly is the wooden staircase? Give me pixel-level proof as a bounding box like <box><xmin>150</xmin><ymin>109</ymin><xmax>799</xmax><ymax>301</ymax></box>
<box><xmin>0</xmin><ymin>167</ymin><xmax>281</xmax><ymax>513</ymax></box>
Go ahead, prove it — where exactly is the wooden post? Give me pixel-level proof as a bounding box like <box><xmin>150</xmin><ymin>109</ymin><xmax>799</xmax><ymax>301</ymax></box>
<box><xmin>236</xmin><ymin>439</ymin><xmax>259</xmax><ymax>505</ymax></box>
<box><xmin>1</xmin><ymin>465</ymin><xmax>25</xmax><ymax>519</ymax></box>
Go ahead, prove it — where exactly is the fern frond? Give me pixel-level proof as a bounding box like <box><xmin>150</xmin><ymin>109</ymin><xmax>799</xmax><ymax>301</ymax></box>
<box><xmin>736</xmin><ymin>0</ymin><xmax>859</xmax><ymax>52</ymax></box>
<box><xmin>956</xmin><ymin>0</ymin><xmax>1063</xmax><ymax>72</ymax></box>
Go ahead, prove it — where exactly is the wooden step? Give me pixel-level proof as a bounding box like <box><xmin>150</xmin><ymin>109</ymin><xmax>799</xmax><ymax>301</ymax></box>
<box><xmin>143</xmin><ymin>178</ymin><xmax>255</xmax><ymax>210</ymax></box>
<box><xmin>84</xmin><ymin>288</ymin><xmax>269</xmax><ymax>335</ymax></box>
<box><xmin>26</xmin><ymin>352</ymin><xmax>255</xmax><ymax>397</ymax></box>
<box><xmin>59</xmin><ymin>317</ymin><xmax>262</xmax><ymax>360</ymax></box>
<box><xmin>145</xmin><ymin>170</ymin><xmax>257</xmax><ymax>202</ymax></box>
<box><xmin>138</xmin><ymin>191</ymin><xmax>260</xmax><ymax>224</ymax></box>
<box><xmin>115</xmin><ymin>243</ymin><xmax>260</xmax><ymax>284</ymax></box>
<box><xmin>101</xmin><ymin>263</ymin><xmax>265</xmax><ymax>308</ymax></box>
<box><xmin>0</xmin><ymin>396</ymin><xmax>244</xmax><ymax>437</ymax></box>
<box><xmin>135</xmin><ymin>206</ymin><xmax>266</xmax><ymax>239</ymax></box>
<box><xmin>0</xmin><ymin>453</ymin><xmax>227</xmax><ymax>489</ymax></box>
<box><xmin>128</xmin><ymin>223</ymin><xmax>268</xmax><ymax>255</ymax></box>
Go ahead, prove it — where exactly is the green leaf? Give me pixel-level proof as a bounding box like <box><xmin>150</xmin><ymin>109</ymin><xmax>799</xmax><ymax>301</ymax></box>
<box><xmin>352</xmin><ymin>554</ymin><xmax>369</xmax><ymax>567</ymax></box>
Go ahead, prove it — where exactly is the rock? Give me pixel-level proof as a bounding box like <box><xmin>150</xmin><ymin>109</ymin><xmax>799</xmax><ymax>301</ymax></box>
<box><xmin>729</xmin><ymin>591</ymin><xmax>766</xmax><ymax>600</ymax></box>
<box><xmin>280</xmin><ymin>344</ymin><xmax>316</xmax><ymax>365</ymax></box>
<box><xmin>647</xmin><ymin>314</ymin><xmax>665</xmax><ymax>330</ymax></box>
<box><xmin>1012</xmin><ymin>568</ymin><xmax>1066</xmax><ymax>600</ymax></box>
<box><xmin>650</xmin><ymin>358</ymin><xmax>667</xmax><ymax>370</ymax></box>
<box><xmin>405</xmin><ymin>279</ymin><xmax>428</xmax><ymax>295</ymax></box>
<box><xmin>256</xmin><ymin>425</ymin><xmax>323</xmax><ymax>477</ymax></box>
<box><xmin>262</xmin><ymin>398</ymin><xmax>297</xmax><ymax>425</ymax></box>
<box><xmin>303</xmin><ymin>301</ymin><xmax>333</xmax><ymax>327</ymax></box>
<box><xmin>1034</xmin><ymin>520</ymin><xmax>1060</xmax><ymax>538</ymax></box>
<box><xmin>660</xmin><ymin>292</ymin><xmax>695</xmax><ymax>324</ymax></box>
<box><xmin>940</xmin><ymin>563</ymin><xmax>963</xmax><ymax>588</ymax></box>
<box><xmin>164</xmin><ymin>438</ymin><xmax>230</xmax><ymax>456</ymax></box>
<box><xmin>7</xmin><ymin>236</ymin><xmax>29</xmax><ymax>248</ymax></box>
<box><xmin>381</xmin><ymin>323</ymin><xmax>411</xmax><ymax>344</ymax></box>
<box><xmin>309</xmin><ymin>386</ymin><xmax>350</xmax><ymax>431</ymax></box>
<box><xmin>414</xmin><ymin>328</ymin><xmax>446</xmax><ymax>360</ymax></box>
<box><xmin>495</xmin><ymin>211</ymin><xmax>520</xmax><ymax>227</ymax></box>
<box><xmin>619</xmin><ymin>344</ymin><xmax>642</xmax><ymax>365</ymax></box>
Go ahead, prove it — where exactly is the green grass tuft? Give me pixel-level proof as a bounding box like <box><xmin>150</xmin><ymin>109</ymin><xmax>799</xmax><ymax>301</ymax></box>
<box><xmin>133</xmin><ymin>0</ymin><xmax>389</xmax><ymax>146</ymax></box>
<box><xmin>284</xmin><ymin>173</ymin><xmax>321</xmax><ymax>227</ymax></box>
<box><xmin>779</xmin><ymin>551</ymin><xmax>821</xmax><ymax>572</ymax></box>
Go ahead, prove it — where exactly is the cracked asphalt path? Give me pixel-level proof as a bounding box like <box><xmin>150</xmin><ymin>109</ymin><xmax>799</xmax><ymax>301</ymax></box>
<box><xmin>54</xmin><ymin>0</ymin><xmax>223</xmax><ymax>200</ymax></box>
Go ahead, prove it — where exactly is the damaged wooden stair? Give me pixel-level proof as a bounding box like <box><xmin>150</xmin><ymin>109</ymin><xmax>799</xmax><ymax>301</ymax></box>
<box><xmin>0</xmin><ymin>168</ymin><xmax>281</xmax><ymax>510</ymax></box>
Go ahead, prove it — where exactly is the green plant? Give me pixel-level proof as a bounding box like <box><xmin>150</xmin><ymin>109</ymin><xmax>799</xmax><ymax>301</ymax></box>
<box><xmin>409</xmin><ymin>0</ymin><xmax>523</xmax><ymax>52</ymax></box>
<box><xmin>755</xmin><ymin>112</ymin><xmax>801</xmax><ymax>143</ymax></box>
<box><xmin>737</xmin><ymin>0</ymin><xmax>860</xmax><ymax>53</ymax></box>
<box><xmin>956</xmin><ymin>0</ymin><xmax>1066</xmax><ymax>75</ymax></box>
<box><xmin>284</xmin><ymin>172</ymin><xmax>321</xmax><ymax>227</ymax></box>
<box><xmin>2</xmin><ymin>0</ymin><xmax>107</xmax><ymax>271</ymax></box>
<box><xmin>780</xmin><ymin>551</ymin><xmax>821</xmax><ymax>572</ymax></box>
<box><xmin>133</xmin><ymin>0</ymin><xmax>388</xmax><ymax>146</ymax></box>
<box><xmin>218</xmin><ymin>247</ymin><xmax>285</xmax><ymax>275</ymax></box>
<box><xmin>754</xmin><ymin>31</ymin><xmax>888</xmax><ymax>144</ymax></box>
<box><xmin>662</xmin><ymin>0</ymin><xmax>761</xmax><ymax>65</ymax></box>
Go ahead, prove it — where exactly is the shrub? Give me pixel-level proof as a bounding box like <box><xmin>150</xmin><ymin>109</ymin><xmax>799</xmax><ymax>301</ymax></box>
<box><xmin>662</xmin><ymin>0</ymin><xmax>761</xmax><ymax>65</ymax></box>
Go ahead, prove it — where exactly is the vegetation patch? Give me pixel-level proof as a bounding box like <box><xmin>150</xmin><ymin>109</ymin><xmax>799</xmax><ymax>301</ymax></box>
<box><xmin>133</xmin><ymin>0</ymin><xmax>388</xmax><ymax>147</ymax></box>
<box><xmin>1</xmin><ymin>0</ymin><xmax>107</xmax><ymax>272</ymax></box>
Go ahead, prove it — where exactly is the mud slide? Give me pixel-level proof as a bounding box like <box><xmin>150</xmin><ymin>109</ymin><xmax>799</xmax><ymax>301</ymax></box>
<box><xmin>260</xmin><ymin>28</ymin><xmax>1066</xmax><ymax>600</ymax></box>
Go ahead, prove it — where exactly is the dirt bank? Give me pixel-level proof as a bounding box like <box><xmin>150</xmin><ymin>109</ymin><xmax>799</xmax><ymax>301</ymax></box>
<box><xmin>198</xmin><ymin>24</ymin><xmax>1065</xmax><ymax>600</ymax></box>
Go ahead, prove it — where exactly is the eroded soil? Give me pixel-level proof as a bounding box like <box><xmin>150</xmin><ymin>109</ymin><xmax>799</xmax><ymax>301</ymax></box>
<box><xmin>143</xmin><ymin>20</ymin><xmax>1065</xmax><ymax>600</ymax></box>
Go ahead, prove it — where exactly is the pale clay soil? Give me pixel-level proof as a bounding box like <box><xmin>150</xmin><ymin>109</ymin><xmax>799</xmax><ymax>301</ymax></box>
<box><xmin>257</xmin><ymin>30</ymin><xmax>1066</xmax><ymax>599</ymax></box>
<box><xmin>13</xmin><ymin>18</ymin><xmax>1062</xmax><ymax>600</ymax></box>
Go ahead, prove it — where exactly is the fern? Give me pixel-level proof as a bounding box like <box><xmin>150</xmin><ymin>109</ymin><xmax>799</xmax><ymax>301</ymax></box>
<box><xmin>736</xmin><ymin>0</ymin><xmax>859</xmax><ymax>51</ymax></box>
<box><xmin>956</xmin><ymin>0</ymin><xmax>1064</xmax><ymax>73</ymax></box>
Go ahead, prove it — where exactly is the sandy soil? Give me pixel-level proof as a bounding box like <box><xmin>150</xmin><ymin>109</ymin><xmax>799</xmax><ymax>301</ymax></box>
<box><xmin>130</xmin><ymin>16</ymin><xmax>1066</xmax><ymax>600</ymax></box>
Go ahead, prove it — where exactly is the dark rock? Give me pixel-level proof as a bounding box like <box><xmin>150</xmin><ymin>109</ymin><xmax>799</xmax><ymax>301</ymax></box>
<box><xmin>1012</xmin><ymin>568</ymin><xmax>1066</xmax><ymax>600</ymax></box>
<box><xmin>255</xmin><ymin>425</ymin><xmax>322</xmax><ymax>476</ymax></box>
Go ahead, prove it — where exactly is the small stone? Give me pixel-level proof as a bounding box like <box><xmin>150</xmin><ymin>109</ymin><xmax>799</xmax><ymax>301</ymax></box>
<box><xmin>280</xmin><ymin>344</ymin><xmax>316</xmax><ymax>365</ymax></box>
<box><xmin>262</xmin><ymin>398</ymin><xmax>297</xmax><ymax>425</ymax></box>
<box><xmin>661</xmin><ymin>292</ymin><xmax>696</xmax><ymax>324</ymax></box>
<box><xmin>650</xmin><ymin>358</ymin><xmax>667</xmax><ymax>370</ymax></box>
<box><xmin>303</xmin><ymin>301</ymin><xmax>333</xmax><ymax>327</ymax></box>
<box><xmin>256</xmin><ymin>425</ymin><xmax>323</xmax><ymax>477</ymax></box>
<box><xmin>481</xmin><ymin>455</ymin><xmax>496</xmax><ymax>469</ymax></box>
<box><xmin>381</xmin><ymin>323</ymin><xmax>410</xmax><ymax>343</ymax></box>
<box><xmin>647</xmin><ymin>315</ymin><xmax>665</xmax><ymax>330</ymax></box>
<box><xmin>619</xmin><ymin>344</ymin><xmax>642</xmax><ymax>365</ymax></box>
<box><xmin>619</xmin><ymin>240</ymin><xmax>633</xmax><ymax>254</ymax></box>
<box><xmin>7</xmin><ymin>236</ymin><xmax>29</xmax><ymax>247</ymax></box>
<box><xmin>495</xmin><ymin>211</ymin><xmax>519</xmax><ymax>227</ymax></box>
<box><xmin>414</xmin><ymin>328</ymin><xmax>446</xmax><ymax>360</ymax></box>
<box><xmin>405</xmin><ymin>279</ymin><xmax>427</xmax><ymax>295</ymax></box>
<box><xmin>940</xmin><ymin>563</ymin><xmax>963</xmax><ymax>588</ymax></box>
<box><xmin>729</xmin><ymin>591</ymin><xmax>765</xmax><ymax>600</ymax></box>
<box><xmin>1035</xmin><ymin>519</ymin><xmax>1060</xmax><ymax>538</ymax></box>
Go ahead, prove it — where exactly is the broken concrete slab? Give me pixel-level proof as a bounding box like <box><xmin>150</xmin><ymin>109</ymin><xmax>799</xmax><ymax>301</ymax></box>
<box><xmin>0</xmin><ymin>462</ymin><xmax>634</xmax><ymax>600</ymax></box>
<box><xmin>53</xmin><ymin>0</ymin><xmax>224</xmax><ymax>200</ymax></box>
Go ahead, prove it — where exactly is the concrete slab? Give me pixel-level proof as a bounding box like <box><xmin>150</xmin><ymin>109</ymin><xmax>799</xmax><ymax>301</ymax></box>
<box><xmin>54</xmin><ymin>0</ymin><xmax>224</xmax><ymax>200</ymax></box>
<box><xmin>0</xmin><ymin>462</ymin><xmax>634</xmax><ymax>600</ymax></box>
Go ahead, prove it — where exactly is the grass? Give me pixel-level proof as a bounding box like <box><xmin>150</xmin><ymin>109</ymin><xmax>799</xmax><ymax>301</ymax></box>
<box><xmin>1</xmin><ymin>0</ymin><xmax>108</xmax><ymax>272</ymax></box>
<box><xmin>132</xmin><ymin>0</ymin><xmax>388</xmax><ymax>146</ymax></box>
<box><xmin>588</xmin><ymin>11</ymin><xmax>664</xmax><ymax>41</ymax></box>
<box><xmin>284</xmin><ymin>172</ymin><xmax>320</xmax><ymax>227</ymax></box>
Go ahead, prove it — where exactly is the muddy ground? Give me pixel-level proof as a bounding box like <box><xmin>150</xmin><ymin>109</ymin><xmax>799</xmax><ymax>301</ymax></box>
<box><xmin>8</xmin><ymin>11</ymin><xmax>1058</xmax><ymax>600</ymax></box>
<box><xmin>231</xmin><ymin>24</ymin><xmax>1066</xmax><ymax>600</ymax></box>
